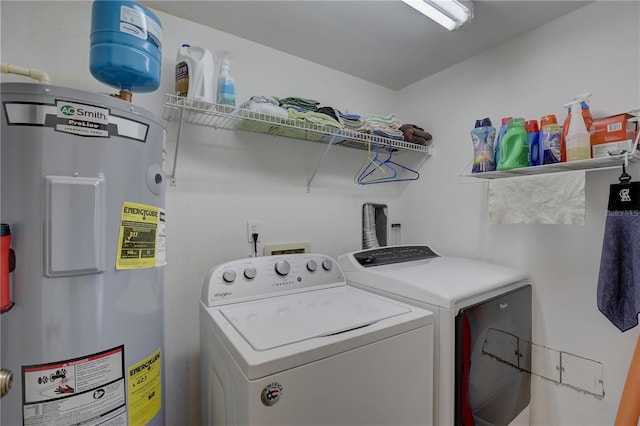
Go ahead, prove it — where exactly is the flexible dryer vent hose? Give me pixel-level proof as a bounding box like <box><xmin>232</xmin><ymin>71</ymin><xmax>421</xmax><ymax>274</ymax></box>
<box><xmin>362</xmin><ymin>204</ymin><xmax>380</xmax><ymax>249</ymax></box>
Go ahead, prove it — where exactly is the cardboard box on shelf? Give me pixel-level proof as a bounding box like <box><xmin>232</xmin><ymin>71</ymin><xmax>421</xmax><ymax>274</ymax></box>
<box><xmin>590</xmin><ymin>113</ymin><xmax>638</xmax><ymax>158</ymax></box>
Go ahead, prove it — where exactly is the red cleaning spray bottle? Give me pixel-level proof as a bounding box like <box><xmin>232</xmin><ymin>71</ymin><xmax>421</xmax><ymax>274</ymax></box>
<box><xmin>560</xmin><ymin>93</ymin><xmax>593</xmax><ymax>162</ymax></box>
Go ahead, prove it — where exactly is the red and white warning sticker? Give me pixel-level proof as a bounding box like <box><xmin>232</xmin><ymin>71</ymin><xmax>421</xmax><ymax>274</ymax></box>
<box><xmin>22</xmin><ymin>346</ymin><xmax>126</xmax><ymax>426</ymax></box>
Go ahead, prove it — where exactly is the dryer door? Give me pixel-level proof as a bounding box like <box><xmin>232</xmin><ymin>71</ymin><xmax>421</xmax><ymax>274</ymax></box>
<box><xmin>455</xmin><ymin>285</ymin><xmax>531</xmax><ymax>426</ymax></box>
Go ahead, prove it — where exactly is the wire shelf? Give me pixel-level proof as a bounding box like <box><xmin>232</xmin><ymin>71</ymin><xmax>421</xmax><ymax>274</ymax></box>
<box><xmin>163</xmin><ymin>94</ymin><xmax>432</xmax><ymax>154</ymax></box>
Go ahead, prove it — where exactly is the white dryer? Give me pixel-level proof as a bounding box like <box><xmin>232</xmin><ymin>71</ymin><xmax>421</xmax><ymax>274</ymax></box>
<box><xmin>338</xmin><ymin>245</ymin><xmax>532</xmax><ymax>426</ymax></box>
<box><xmin>200</xmin><ymin>253</ymin><xmax>435</xmax><ymax>426</ymax></box>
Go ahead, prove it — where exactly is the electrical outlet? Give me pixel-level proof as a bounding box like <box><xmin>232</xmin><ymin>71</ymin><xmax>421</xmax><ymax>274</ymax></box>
<box><xmin>247</xmin><ymin>220</ymin><xmax>261</xmax><ymax>243</ymax></box>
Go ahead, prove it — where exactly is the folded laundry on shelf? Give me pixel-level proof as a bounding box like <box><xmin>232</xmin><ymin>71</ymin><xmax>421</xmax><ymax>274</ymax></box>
<box><xmin>363</xmin><ymin>113</ymin><xmax>402</xmax><ymax>124</ymax></box>
<box><xmin>337</xmin><ymin>110</ymin><xmax>366</xmax><ymax>131</ymax></box>
<box><xmin>277</xmin><ymin>96</ymin><xmax>320</xmax><ymax>112</ymax></box>
<box><xmin>234</xmin><ymin>95</ymin><xmax>426</xmax><ymax>148</ymax></box>
<box><xmin>399</xmin><ymin>123</ymin><xmax>432</xmax><ymax>146</ymax></box>
<box><xmin>362</xmin><ymin>113</ymin><xmax>404</xmax><ymax>140</ymax></box>
<box><xmin>373</xmin><ymin>128</ymin><xmax>405</xmax><ymax>141</ymax></box>
<box><xmin>238</xmin><ymin>95</ymin><xmax>289</xmax><ymax>119</ymax></box>
<box><xmin>338</xmin><ymin>111</ymin><xmax>361</xmax><ymax>121</ymax></box>
<box><xmin>288</xmin><ymin>108</ymin><xmax>342</xmax><ymax>129</ymax></box>
<box><xmin>316</xmin><ymin>106</ymin><xmax>340</xmax><ymax>123</ymax></box>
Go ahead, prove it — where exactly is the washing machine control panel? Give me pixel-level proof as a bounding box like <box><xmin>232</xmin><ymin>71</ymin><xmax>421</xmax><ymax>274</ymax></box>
<box><xmin>202</xmin><ymin>254</ymin><xmax>345</xmax><ymax>306</ymax></box>
<box><xmin>352</xmin><ymin>245</ymin><xmax>439</xmax><ymax>267</ymax></box>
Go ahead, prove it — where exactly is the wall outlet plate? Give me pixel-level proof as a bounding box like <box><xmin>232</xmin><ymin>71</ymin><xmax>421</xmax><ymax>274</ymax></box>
<box><xmin>247</xmin><ymin>220</ymin><xmax>261</xmax><ymax>243</ymax></box>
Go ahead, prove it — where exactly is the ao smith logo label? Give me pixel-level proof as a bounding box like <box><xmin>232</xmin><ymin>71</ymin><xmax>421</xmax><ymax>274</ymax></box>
<box><xmin>123</xmin><ymin>206</ymin><xmax>159</xmax><ymax>221</ymax></box>
<box><xmin>57</xmin><ymin>101</ymin><xmax>109</xmax><ymax>124</ymax></box>
<box><xmin>60</xmin><ymin>105</ymin><xmax>76</xmax><ymax>116</ymax></box>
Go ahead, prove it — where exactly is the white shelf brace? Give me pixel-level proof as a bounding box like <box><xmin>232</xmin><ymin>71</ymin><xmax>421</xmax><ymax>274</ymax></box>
<box><xmin>169</xmin><ymin>105</ymin><xmax>185</xmax><ymax>186</ymax></box>
<box><xmin>307</xmin><ymin>134</ymin><xmax>338</xmax><ymax>192</ymax></box>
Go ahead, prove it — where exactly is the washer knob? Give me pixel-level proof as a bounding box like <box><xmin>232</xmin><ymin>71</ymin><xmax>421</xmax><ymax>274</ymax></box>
<box><xmin>306</xmin><ymin>260</ymin><xmax>317</xmax><ymax>272</ymax></box>
<box><xmin>322</xmin><ymin>259</ymin><xmax>333</xmax><ymax>271</ymax></box>
<box><xmin>274</xmin><ymin>260</ymin><xmax>291</xmax><ymax>276</ymax></box>
<box><xmin>222</xmin><ymin>270</ymin><xmax>236</xmax><ymax>283</ymax></box>
<box><xmin>244</xmin><ymin>267</ymin><xmax>257</xmax><ymax>280</ymax></box>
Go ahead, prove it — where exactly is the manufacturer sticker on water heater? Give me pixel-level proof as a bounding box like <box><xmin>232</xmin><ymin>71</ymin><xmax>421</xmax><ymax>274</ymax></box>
<box><xmin>56</xmin><ymin>100</ymin><xmax>110</xmax><ymax>137</ymax></box>
<box><xmin>116</xmin><ymin>201</ymin><xmax>166</xmax><ymax>270</ymax></box>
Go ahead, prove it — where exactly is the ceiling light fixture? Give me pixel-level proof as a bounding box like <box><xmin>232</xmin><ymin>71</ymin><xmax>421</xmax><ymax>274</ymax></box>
<box><xmin>401</xmin><ymin>0</ymin><xmax>474</xmax><ymax>31</ymax></box>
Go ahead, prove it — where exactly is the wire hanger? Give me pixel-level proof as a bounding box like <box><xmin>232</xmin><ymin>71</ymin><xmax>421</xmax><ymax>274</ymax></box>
<box><xmin>359</xmin><ymin>141</ymin><xmax>420</xmax><ymax>184</ymax></box>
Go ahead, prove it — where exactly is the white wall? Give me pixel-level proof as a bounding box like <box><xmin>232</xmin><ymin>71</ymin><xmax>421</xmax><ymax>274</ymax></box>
<box><xmin>398</xmin><ymin>1</ymin><xmax>640</xmax><ymax>425</ymax></box>
<box><xmin>2</xmin><ymin>1</ymin><xmax>639</xmax><ymax>425</ymax></box>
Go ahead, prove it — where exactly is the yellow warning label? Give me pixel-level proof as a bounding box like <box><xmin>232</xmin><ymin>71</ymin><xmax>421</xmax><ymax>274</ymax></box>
<box><xmin>116</xmin><ymin>201</ymin><xmax>166</xmax><ymax>270</ymax></box>
<box><xmin>128</xmin><ymin>349</ymin><xmax>161</xmax><ymax>426</ymax></box>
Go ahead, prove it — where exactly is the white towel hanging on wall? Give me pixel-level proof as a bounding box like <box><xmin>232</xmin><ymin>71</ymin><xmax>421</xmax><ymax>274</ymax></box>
<box><xmin>488</xmin><ymin>172</ymin><xmax>586</xmax><ymax>225</ymax></box>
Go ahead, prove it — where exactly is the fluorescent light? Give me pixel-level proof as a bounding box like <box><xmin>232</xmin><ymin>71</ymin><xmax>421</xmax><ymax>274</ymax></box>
<box><xmin>402</xmin><ymin>0</ymin><xmax>474</xmax><ymax>31</ymax></box>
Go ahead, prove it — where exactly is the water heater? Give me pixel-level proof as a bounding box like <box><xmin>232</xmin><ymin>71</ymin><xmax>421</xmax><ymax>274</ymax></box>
<box><xmin>0</xmin><ymin>82</ymin><xmax>166</xmax><ymax>425</ymax></box>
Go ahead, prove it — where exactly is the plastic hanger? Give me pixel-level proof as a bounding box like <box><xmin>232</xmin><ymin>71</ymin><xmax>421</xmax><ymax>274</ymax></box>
<box><xmin>357</xmin><ymin>139</ymin><xmax>397</xmax><ymax>183</ymax></box>
<box><xmin>359</xmin><ymin>141</ymin><xmax>420</xmax><ymax>184</ymax></box>
<box><xmin>358</xmin><ymin>140</ymin><xmax>397</xmax><ymax>184</ymax></box>
<box><xmin>353</xmin><ymin>137</ymin><xmax>386</xmax><ymax>184</ymax></box>
<box><xmin>619</xmin><ymin>162</ymin><xmax>632</xmax><ymax>184</ymax></box>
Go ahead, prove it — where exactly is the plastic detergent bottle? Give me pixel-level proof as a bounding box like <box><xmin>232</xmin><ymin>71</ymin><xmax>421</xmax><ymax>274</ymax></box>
<box><xmin>471</xmin><ymin>118</ymin><xmax>496</xmax><ymax>173</ymax></box>
<box><xmin>497</xmin><ymin>118</ymin><xmax>529</xmax><ymax>171</ymax></box>
<box><xmin>564</xmin><ymin>100</ymin><xmax>592</xmax><ymax>161</ymax></box>
<box><xmin>494</xmin><ymin>117</ymin><xmax>512</xmax><ymax>168</ymax></box>
<box><xmin>217</xmin><ymin>56</ymin><xmax>236</xmax><ymax>107</ymax></box>
<box><xmin>540</xmin><ymin>114</ymin><xmax>561</xmax><ymax>164</ymax></box>
<box><xmin>175</xmin><ymin>44</ymin><xmax>214</xmax><ymax>103</ymax></box>
<box><xmin>560</xmin><ymin>93</ymin><xmax>593</xmax><ymax>161</ymax></box>
<box><xmin>526</xmin><ymin>120</ymin><xmax>542</xmax><ymax>166</ymax></box>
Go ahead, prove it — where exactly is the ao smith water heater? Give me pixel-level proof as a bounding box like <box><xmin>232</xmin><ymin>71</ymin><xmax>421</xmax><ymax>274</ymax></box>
<box><xmin>1</xmin><ymin>2</ymin><xmax>167</xmax><ymax>425</ymax></box>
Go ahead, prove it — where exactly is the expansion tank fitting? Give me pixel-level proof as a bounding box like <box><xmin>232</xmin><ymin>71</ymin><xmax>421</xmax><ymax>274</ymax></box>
<box><xmin>0</xmin><ymin>368</ymin><xmax>13</xmax><ymax>398</ymax></box>
<box><xmin>111</xmin><ymin>89</ymin><xmax>133</xmax><ymax>103</ymax></box>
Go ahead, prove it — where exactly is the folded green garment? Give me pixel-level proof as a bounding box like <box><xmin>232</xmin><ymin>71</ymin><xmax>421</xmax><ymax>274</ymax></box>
<box><xmin>269</xmin><ymin>125</ymin><xmax>323</xmax><ymax>141</ymax></box>
<box><xmin>277</xmin><ymin>96</ymin><xmax>320</xmax><ymax>111</ymax></box>
<box><xmin>235</xmin><ymin>119</ymin><xmax>275</xmax><ymax>134</ymax></box>
<box><xmin>362</xmin><ymin>114</ymin><xmax>402</xmax><ymax>126</ymax></box>
<box><xmin>288</xmin><ymin>109</ymin><xmax>342</xmax><ymax>129</ymax></box>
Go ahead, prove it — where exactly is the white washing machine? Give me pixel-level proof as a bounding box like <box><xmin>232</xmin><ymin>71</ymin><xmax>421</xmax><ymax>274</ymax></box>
<box><xmin>338</xmin><ymin>245</ymin><xmax>532</xmax><ymax>426</ymax></box>
<box><xmin>200</xmin><ymin>253</ymin><xmax>435</xmax><ymax>426</ymax></box>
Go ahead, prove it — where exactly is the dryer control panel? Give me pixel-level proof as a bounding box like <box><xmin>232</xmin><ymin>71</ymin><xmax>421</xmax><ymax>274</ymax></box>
<box><xmin>352</xmin><ymin>245</ymin><xmax>439</xmax><ymax>267</ymax></box>
<box><xmin>202</xmin><ymin>254</ymin><xmax>345</xmax><ymax>306</ymax></box>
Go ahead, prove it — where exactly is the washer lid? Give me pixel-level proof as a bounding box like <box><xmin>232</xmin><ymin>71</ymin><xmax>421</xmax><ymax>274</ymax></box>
<box><xmin>219</xmin><ymin>286</ymin><xmax>410</xmax><ymax>351</ymax></box>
